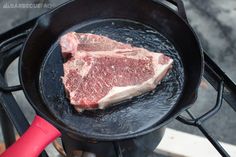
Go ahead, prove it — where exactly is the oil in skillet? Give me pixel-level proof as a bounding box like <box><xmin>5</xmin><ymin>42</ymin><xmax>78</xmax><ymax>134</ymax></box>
<box><xmin>40</xmin><ymin>19</ymin><xmax>184</xmax><ymax>135</ymax></box>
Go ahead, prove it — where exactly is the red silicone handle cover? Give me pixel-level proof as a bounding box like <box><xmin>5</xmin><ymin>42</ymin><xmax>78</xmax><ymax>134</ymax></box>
<box><xmin>0</xmin><ymin>115</ymin><xmax>61</xmax><ymax>157</ymax></box>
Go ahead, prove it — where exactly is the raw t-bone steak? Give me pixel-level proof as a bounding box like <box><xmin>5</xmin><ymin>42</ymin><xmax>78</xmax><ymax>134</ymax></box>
<box><xmin>60</xmin><ymin>32</ymin><xmax>173</xmax><ymax>112</ymax></box>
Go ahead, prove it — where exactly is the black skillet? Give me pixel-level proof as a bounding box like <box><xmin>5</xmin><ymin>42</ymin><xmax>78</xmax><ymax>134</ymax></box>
<box><xmin>1</xmin><ymin>0</ymin><xmax>203</xmax><ymax>156</ymax></box>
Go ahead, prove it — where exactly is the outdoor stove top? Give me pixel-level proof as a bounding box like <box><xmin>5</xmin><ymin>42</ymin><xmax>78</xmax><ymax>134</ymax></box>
<box><xmin>0</xmin><ymin>9</ymin><xmax>236</xmax><ymax>157</ymax></box>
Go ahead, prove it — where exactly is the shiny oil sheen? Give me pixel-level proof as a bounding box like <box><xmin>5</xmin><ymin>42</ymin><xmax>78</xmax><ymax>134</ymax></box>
<box><xmin>39</xmin><ymin>19</ymin><xmax>184</xmax><ymax>137</ymax></box>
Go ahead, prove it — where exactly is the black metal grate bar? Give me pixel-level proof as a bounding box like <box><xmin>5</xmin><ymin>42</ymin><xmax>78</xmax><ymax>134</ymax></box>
<box><xmin>0</xmin><ymin>36</ymin><xmax>49</xmax><ymax>157</ymax></box>
<box><xmin>177</xmin><ymin>81</ymin><xmax>232</xmax><ymax>157</ymax></box>
<box><xmin>0</xmin><ymin>63</ymin><xmax>49</xmax><ymax>157</ymax></box>
<box><xmin>0</xmin><ymin>17</ymin><xmax>37</xmax><ymax>43</ymax></box>
<box><xmin>204</xmin><ymin>52</ymin><xmax>236</xmax><ymax>111</ymax></box>
<box><xmin>0</xmin><ymin>107</ymin><xmax>16</xmax><ymax>148</ymax></box>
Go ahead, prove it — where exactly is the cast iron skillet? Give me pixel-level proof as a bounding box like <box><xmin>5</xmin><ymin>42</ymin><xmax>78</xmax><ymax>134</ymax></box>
<box><xmin>20</xmin><ymin>0</ymin><xmax>203</xmax><ymax>139</ymax></box>
<box><xmin>1</xmin><ymin>0</ymin><xmax>204</xmax><ymax>156</ymax></box>
<box><xmin>1</xmin><ymin>0</ymin><xmax>203</xmax><ymax>156</ymax></box>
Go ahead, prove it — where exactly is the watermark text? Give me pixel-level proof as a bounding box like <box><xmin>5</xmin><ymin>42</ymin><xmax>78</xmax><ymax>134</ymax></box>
<box><xmin>3</xmin><ymin>3</ymin><xmax>55</xmax><ymax>9</ymax></box>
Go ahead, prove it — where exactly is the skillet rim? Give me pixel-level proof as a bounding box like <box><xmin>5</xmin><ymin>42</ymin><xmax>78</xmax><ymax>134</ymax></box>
<box><xmin>18</xmin><ymin>0</ymin><xmax>204</xmax><ymax>141</ymax></box>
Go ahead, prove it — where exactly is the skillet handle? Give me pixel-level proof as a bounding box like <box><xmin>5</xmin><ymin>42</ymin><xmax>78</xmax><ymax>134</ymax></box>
<box><xmin>165</xmin><ymin>0</ymin><xmax>188</xmax><ymax>22</ymax></box>
<box><xmin>0</xmin><ymin>115</ymin><xmax>61</xmax><ymax>157</ymax></box>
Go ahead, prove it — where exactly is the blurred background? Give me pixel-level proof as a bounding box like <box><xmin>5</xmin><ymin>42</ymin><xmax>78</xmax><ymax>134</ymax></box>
<box><xmin>0</xmin><ymin>0</ymin><xmax>236</xmax><ymax>156</ymax></box>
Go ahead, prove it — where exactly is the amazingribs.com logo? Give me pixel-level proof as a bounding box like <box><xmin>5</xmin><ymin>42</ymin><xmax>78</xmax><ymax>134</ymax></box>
<box><xmin>2</xmin><ymin>2</ymin><xmax>55</xmax><ymax>9</ymax></box>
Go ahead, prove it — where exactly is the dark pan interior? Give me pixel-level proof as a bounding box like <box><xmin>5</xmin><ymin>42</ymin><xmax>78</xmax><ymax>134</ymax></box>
<box><xmin>20</xmin><ymin>0</ymin><xmax>203</xmax><ymax>140</ymax></box>
<box><xmin>39</xmin><ymin>19</ymin><xmax>184</xmax><ymax>137</ymax></box>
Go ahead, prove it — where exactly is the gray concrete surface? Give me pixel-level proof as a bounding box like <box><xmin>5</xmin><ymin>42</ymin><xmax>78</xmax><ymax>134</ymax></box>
<box><xmin>0</xmin><ymin>0</ymin><xmax>236</xmax><ymax>156</ymax></box>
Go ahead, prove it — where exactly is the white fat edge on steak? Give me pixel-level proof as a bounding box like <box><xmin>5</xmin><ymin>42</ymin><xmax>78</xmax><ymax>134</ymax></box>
<box><xmin>98</xmin><ymin>53</ymin><xmax>173</xmax><ymax>109</ymax></box>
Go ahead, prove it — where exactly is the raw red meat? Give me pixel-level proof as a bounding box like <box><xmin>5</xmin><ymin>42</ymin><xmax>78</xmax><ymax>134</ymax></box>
<box><xmin>60</xmin><ymin>32</ymin><xmax>173</xmax><ymax>112</ymax></box>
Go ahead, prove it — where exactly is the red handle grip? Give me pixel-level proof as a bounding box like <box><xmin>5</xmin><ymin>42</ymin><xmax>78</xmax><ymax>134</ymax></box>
<box><xmin>0</xmin><ymin>115</ymin><xmax>61</xmax><ymax>157</ymax></box>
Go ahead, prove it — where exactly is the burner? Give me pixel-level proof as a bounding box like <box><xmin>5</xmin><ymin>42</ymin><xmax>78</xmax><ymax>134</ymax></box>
<box><xmin>61</xmin><ymin>128</ymin><xmax>165</xmax><ymax>157</ymax></box>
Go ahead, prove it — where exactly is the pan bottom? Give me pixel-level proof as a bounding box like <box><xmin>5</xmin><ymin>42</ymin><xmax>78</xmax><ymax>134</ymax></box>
<box><xmin>39</xmin><ymin>18</ymin><xmax>184</xmax><ymax>138</ymax></box>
